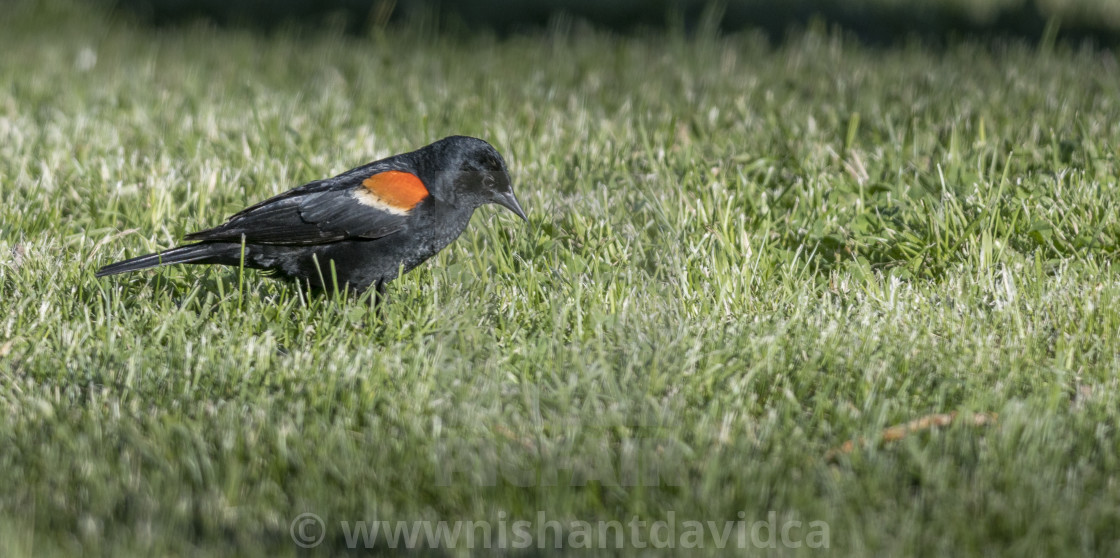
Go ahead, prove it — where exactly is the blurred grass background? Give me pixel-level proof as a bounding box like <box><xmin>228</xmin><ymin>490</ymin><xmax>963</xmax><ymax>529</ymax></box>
<box><xmin>115</xmin><ymin>0</ymin><xmax>1120</xmax><ymax>43</ymax></box>
<box><xmin>2</xmin><ymin>0</ymin><xmax>1120</xmax><ymax>556</ymax></box>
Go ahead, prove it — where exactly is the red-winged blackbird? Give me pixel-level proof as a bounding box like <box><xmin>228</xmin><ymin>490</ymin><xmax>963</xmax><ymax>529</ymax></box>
<box><xmin>96</xmin><ymin>135</ymin><xmax>526</xmax><ymax>297</ymax></box>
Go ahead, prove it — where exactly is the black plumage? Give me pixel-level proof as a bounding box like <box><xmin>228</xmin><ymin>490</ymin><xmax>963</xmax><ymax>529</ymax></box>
<box><xmin>96</xmin><ymin>136</ymin><xmax>527</xmax><ymax>295</ymax></box>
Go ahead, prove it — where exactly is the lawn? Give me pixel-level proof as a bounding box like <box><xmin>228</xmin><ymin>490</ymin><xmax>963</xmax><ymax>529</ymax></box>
<box><xmin>1</xmin><ymin>1</ymin><xmax>1119</xmax><ymax>556</ymax></box>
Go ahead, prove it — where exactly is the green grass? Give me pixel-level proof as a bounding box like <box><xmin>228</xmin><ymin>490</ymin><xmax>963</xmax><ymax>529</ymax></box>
<box><xmin>2</xmin><ymin>1</ymin><xmax>1120</xmax><ymax>556</ymax></box>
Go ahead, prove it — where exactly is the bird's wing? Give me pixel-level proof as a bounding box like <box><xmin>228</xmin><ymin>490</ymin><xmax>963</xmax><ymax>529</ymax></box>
<box><xmin>184</xmin><ymin>169</ymin><xmax>430</xmax><ymax>245</ymax></box>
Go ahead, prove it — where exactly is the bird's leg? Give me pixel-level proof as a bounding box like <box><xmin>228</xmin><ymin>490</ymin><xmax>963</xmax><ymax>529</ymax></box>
<box><xmin>374</xmin><ymin>279</ymin><xmax>387</xmax><ymax>318</ymax></box>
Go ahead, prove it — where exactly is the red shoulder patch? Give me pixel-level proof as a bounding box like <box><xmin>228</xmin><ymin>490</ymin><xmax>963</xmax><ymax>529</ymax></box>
<box><xmin>358</xmin><ymin>171</ymin><xmax>429</xmax><ymax>213</ymax></box>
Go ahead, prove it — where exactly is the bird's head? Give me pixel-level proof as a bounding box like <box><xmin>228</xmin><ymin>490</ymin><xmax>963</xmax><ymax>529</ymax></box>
<box><xmin>425</xmin><ymin>136</ymin><xmax>527</xmax><ymax>222</ymax></box>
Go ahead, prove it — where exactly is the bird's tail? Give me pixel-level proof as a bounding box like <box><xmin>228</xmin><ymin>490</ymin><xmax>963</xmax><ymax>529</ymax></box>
<box><xmin>95</xmin><ymin>243</ymin><xmax>243</xmax><ymax>277</ymax></box>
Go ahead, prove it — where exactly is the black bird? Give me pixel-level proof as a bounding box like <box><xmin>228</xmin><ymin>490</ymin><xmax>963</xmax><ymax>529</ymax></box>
<box><xmin>96</xmin><ymin>136</ymin><xmax>527</xmax><ymax>298</ymax></box>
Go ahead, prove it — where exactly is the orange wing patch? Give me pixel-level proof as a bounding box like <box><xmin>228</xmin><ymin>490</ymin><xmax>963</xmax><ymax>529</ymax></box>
<box><xmin>354</xmin><ymin>171</ymin><xmax>429</xmax><ymax>214</ymax></box>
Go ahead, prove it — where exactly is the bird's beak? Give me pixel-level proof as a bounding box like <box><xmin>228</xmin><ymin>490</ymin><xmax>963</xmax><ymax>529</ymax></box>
<box><xmin>495</xmin><ymin>191</ymin><xmax>528</xmax><ymax>222</ymax></box>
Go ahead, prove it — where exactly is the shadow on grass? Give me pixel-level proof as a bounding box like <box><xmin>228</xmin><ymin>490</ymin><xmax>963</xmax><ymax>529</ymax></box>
<box><xmin>112</xmin><ymin>0</ymin><xmax>1120</xmax><ymax>47</ymax></box>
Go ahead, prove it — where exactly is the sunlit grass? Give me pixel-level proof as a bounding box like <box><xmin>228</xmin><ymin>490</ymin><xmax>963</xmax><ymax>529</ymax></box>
<box><xmin>1</xmin><ymin>1</ymin><xmax>1118</xmax><ymax>556</ymax></box>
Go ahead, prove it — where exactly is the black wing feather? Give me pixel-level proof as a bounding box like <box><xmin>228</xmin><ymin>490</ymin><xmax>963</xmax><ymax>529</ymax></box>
<box><xmin>184</xmin><ymin>171</ymin><xmax>409</xmax><ymax>245</ymax></box>
<box><xmin>296</xmin><ymin>191</ymin><xmax>406</xmax><ymax>239</ymax></box>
